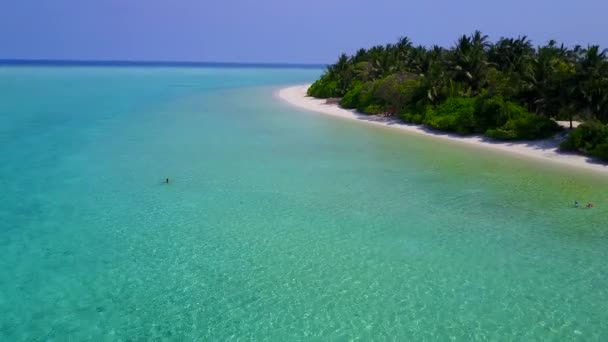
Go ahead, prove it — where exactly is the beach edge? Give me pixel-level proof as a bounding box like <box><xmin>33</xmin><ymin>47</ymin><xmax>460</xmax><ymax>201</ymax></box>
<box><xmin>276</xmin><ymin>84</ymin><xmax>608</xmax><ymax>174</ymax></box>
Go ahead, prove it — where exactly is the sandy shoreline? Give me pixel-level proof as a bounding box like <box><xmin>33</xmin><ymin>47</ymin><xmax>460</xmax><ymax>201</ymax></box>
<box><xmin>277</xmin><ymin>84</ymin><xmax>608</xmax><ymax>174</ymax></box>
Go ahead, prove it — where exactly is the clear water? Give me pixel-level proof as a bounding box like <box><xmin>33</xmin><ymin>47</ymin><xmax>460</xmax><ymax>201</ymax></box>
<box><xmin>1</xmin><ymin>66</ymin><xmax>607</xmax><ymax>341</ymax></box>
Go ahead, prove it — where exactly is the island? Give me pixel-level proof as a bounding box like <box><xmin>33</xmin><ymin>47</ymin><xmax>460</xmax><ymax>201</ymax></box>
<box><xmin>280</xmin><ymin>32</ymin><xmax>608</xmax><ymax>169</ymax></box>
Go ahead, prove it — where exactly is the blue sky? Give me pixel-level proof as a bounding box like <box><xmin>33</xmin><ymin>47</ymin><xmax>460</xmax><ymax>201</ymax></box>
<box><xmin>1</xmin><ymin>0</ymin><xmax>607</xmax><ymax>64</ymax></box>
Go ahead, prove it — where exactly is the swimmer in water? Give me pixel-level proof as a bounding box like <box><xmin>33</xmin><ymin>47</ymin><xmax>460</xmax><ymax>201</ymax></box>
<box><xmin>574</xmin><ymin>200</ymin><xmax>579</xmax><ymax>208</ymax></box>
<box><xmin>166</xmin><ymin>178</ymin><xmax>170</xmax><ymax>184</ymax></box>
<box><xmin>586</xmin><ymin>203</ymin><xmax>594</xmax><ymax>208</ymax></box>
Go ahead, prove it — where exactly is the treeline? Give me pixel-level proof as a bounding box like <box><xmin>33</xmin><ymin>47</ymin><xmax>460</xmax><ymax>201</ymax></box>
<box><xmin>308</xmin><ymin>32</ymin><xmax>608</xmax><ymax>160</ymax></box>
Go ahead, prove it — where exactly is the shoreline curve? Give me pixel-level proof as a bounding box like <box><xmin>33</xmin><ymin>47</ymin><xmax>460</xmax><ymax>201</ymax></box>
<box><xmin>276</xmin><ymin>84</ymin><xmax>608</xmax><ymax>174</ymax></box>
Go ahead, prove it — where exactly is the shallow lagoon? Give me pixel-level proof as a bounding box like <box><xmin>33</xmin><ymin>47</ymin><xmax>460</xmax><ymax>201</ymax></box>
<box><xmin>1</xmin><ymin>66</ymin><xmax>607</xmax><ymax>340</ymax></box>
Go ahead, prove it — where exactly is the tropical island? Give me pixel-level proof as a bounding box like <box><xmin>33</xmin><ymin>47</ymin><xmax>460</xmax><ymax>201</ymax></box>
<box><xmin>300</xmin><ymin>32</ymin><xmax>608</xmax><ymax>162</ymax></box>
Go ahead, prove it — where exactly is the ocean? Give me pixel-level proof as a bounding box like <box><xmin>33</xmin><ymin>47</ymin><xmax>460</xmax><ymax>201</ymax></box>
<box><xmin>1</xmin><ymin>64</ymin><xmax>607</xmax><ymax>340</ymax></box>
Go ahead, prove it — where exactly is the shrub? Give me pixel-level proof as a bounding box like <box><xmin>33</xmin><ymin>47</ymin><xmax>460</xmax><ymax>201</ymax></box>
<box><xmin>522</xmin><ymin>115</ymin><xmax>561</xmax><ymax>139</ymax></box>
<box><xmin>474</xmin><ymin>97</ymin><xmax>561</xmax><ymax>140</ymax></box>
<box><xmin>474</xmin><ymin>96</ymin><xmax>512</xmax><ymax>133</ymax></box>
<box><xmin>362</xmin><ymin>104</ymin><xmax>385</xmax><ymax>115</ymax></box>
<box><xmin>373</xmin><ymin>74</ymin><xmax>421</xmax><ymax>113</ymax></box>
<box><xmin>485</xmin><ymin>127</ymin><xmax>519</xmax><ymax>140</ymax></box>
<box><xmin>592</xmin><ymin>142</ymin><xmax>608</xmax><ymax>160</ymax></box>
<box><xmin>308</xmin><ymin>76</ymin><xmax>338</xmax><ymax>98</ymax></box>
<box><xmin>560</xmin><ymin>120</ymin><xmax>608</xmax><ymax>160</ymax></box>
<box><xmin>340</xmin><ymin>81</ymin><xmax>364</xmax><ymax>109</ymax></box>
<box><xmin>424</xmin><ymin>97</ymin><xmax>477</xmax><ymax>135</ymax></box>
<box><xmin>356</xmin><ymin>81</ymin><xmax>381</xmax><ymax>112</ymax></box>
<box><xmin>485</xmin><ymin>113</ymin><xmax>560</xmax><ymax>140</ymax></box>
<box><xmin>561</xmin><ymin>120</ymin><xmax>607</xmax><ymax>151</ymax></box>
<box><xmin>401</xmin><ymin>112</ymin><xmax>425</xmax><ymax>124</ymax></box>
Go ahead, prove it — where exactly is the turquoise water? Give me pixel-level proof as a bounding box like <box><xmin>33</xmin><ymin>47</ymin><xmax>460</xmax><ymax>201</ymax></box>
<box><xmin>1</xmin><ymin>66</ymin><xmax>608</xmax><ymax>341</ymax></box>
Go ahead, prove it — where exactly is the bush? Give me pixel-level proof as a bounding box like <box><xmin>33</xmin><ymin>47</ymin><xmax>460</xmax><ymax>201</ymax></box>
<box><xmin>424</xmin><ymin>97</ymin><xmax>477</xmax><ymax>135</ymax></box>
<box><xmin>356</xmin><ymin>81</ymin><xmax>381</xmax><ymax>112</ymax></box>
<box><xmin>485</xmin><ymin>127</ymin><xmax>519</xmax><ymax>140</ymax></box>
<box><xmin>308</xmin><ymin>75</ymin><xmax>338</xmax><ymax>98</ymax></box>
<box><xmin>485</xmin><ymin>113</ymin><xmax>560</xmax><ymax>140</ymax></box>
<box><xmin>560</xmin><ymin>120</ymin><xmax>608</xmax><ymax>160</ymax></box>
<box><xmin>401</xmin><ymin>112</ymin><xmax>425</xmax><ymax>124</ymax></box>
<box><xmin>474</xmin><ymin>97</ymin><xmax>561</xmax><ymax>140</ymax></box>
<box><xmin>341</xmin><ymin>75</ymin><xmax>424</xmax><ymax>115</ymax></box>
<box><xmin>474</xmin><ymin>96</ymin><xmax>512</xmax><ymax>133</ymax></box>
<box><xmin>340</xmin><ymin>81</ymin><xmax>364</xmax><ymax>109</ymax></box>
<box><xmin>420</xmin><ymin>96</ymin><xmax>560</xmax><ymax>139</ymax></box>
<box><xmin>593</xmin><ymin>142</ymin><xmax>608</xmax><ymax>160</ymax></box>
<box><xmin>373</xmin><ymin>74</ymin><xmax>421</xmax><ymax>113</ymax></box>
<box><xmin>517</xmin><ymin>115</ymin><xmax>561</xmax><ymax>139</ymax></box>
<box><xmin>362</xmin><ymin>104</ymin><xmax>385</xmax><ymax>115</ymax></box>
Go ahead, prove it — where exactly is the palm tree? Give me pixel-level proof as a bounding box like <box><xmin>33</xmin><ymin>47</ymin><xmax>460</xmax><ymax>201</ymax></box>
<box><xmin>352</xmin><ymin>48</ymin><xmax>368</xmax><ymax>64</ymax></box>
<box><xmin>525</xmin><ymin>41</ymin><xmax>571</xmax><ymax>115</ymax></box>
<box><xmin>574</xmin><ymin>45</ymin><xmax>608</xmax><ymax>122</ymax></box>
<box><xmin>488</xmin><ymin>36</ymin><xmax>534</xmax><ymax>76</ymax></box>
<box><xmin>327</xmin><ymin>53</ymin><xmax>352</xmax><ymax>96</ymax></box>
<box><xmin>550</xmin><ymin>58</ymin><xmax>577</xmax><ymax>127</ymax></box>
<box><xmin>395</xmin><ymin>36</ymin><xmax>413</xmax><ymax>71</ymax></box>
<box><xmin>409</xmin><ymin>45</ymin><xmax>429</xmax><ymax>75</ymax></box>
<box><xmin>449</xmin><ymin>31</ymin><xmax>490</xmax><ymax>95</ymax></box>
<box><xmin>367</xmin><ymin>45</ymin><xmax>395</xmax><ymax>79</ymax></box>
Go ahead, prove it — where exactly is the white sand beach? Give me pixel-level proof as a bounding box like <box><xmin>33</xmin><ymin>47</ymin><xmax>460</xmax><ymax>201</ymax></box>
<box><xmin>277</xmin><ymin>85</ymin><xmax>608</xmax><ymax>173</ymax></box>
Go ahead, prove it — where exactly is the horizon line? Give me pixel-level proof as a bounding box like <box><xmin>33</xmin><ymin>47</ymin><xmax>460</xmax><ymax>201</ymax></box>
<box><xmin>0</xmin><ymin>58</ymin><xmax>327</xmax><ymax>69</ymax></box>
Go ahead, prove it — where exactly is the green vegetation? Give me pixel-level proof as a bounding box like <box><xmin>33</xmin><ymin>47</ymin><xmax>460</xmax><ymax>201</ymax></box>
<box><xmin>309</xmin><ymin>32</ymin><xmax>608</xmax><ymax>157</ymax></box>
<box><xmin>561</xmin><ymin>121</ymin><xmax>608</xmax><ymax>161</ymax></box>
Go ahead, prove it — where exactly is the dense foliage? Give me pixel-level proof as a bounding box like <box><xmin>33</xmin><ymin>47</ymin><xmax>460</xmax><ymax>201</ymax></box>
<box><xmin>309</xmin><ymin>32</ymin><xmax>608</xmax><ymax>145</ymax></box>
<box><xmin>560</xmin><ymin>121</ymin><xmax>608</xmax><ymax>161</ymax></box>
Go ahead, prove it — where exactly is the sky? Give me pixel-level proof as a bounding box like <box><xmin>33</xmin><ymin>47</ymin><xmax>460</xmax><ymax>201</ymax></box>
<box><xmin>1</xmin><ymin>0</ymin><xmax>607</xmax><ymax>64</ymax></box>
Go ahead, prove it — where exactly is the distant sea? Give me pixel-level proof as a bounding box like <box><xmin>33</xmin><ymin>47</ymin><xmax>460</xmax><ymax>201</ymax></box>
<box><xmin>1</xmin><ymin>62</ymin><xmax>607</xmax><ymax>340</ymax></box>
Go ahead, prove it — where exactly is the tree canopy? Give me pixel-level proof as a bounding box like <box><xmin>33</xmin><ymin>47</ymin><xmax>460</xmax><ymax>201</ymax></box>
<box><xmin>308</xmin><ymin>31</ymin><xmax>608</xmax><ymax>160</ymax></box>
